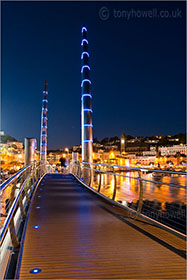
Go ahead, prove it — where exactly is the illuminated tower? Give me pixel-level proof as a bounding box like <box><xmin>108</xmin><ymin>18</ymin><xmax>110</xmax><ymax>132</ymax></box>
<box><xmin>120</xmin><ymin>133</ymin><xmax>126</xmax><ymax>154</ymax></box>
<box><xmin>81</xmin><ymin>26</ymin><xmax>93</xmax><ymax>163</ymax></box>
<box><xmin>40</xmin><ymin>80</ymin><xmax>48</xmax><ymax>162</ymax></box>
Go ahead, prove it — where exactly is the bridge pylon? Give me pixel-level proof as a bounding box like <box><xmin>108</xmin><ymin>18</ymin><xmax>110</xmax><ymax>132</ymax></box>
<box><xmin>81</xmin><ymin>26</ymin><xmax>93</xmax><ymax>163</ymax></box>
<box><xmin>40</xmin><ymin>80</ymin><xmax>48</xmax><ymax>162</ymax></box>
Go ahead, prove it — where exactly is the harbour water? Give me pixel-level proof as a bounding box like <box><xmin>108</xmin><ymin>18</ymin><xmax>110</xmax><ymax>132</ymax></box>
<box><xmin>92</xmin><ymin>171</ymin><xmax>186</xmax><ymax>206</ymax></box>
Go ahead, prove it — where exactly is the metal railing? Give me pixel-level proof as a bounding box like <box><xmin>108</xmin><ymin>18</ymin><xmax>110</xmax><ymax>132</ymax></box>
<box><xmin>0</xmin><ymin>161</ymin><xmax>53</xmax><ymax>279</ymax></box>
<box><xmin>70</xmin><ymin>161</ymin><xmax>186</xmax><ymax>240</ymax></box>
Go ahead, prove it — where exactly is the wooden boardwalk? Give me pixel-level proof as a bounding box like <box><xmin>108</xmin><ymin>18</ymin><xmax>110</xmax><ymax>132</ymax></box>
<box><xmin>16</xmin><ymin>174</ymin><xmax>186</xmax><ymax>279</ymax></box>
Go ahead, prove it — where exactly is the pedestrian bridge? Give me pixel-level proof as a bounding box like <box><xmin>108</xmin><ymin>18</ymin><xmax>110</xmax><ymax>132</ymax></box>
<box><xmin>0</xmin><ymin>161</ymin><xmax>186</xmax><ymax>279</ymax></box>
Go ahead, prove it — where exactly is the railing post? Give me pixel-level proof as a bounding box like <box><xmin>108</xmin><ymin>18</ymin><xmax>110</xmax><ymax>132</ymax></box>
<box><xmin>19</xmin><ymin>174</ymin><xmax>25</xmax><ymax>189</ymax></box>
<box><xmin>71</xmin><ymin>162</ymin><xmax>74</xmax><ymax>174</ymax></box>
<box><xmin>9</xmin><ymin>181</ymin><xmax>17</xmax><ymax>211</ymax></box>
<box><xmin>137</xmin><ymin>170</ymin><xmax>144</xmax><ymax>214</ymax></box>
<box><xmin>74</xmin><ymin>164</ymin><xmax>77</xmax><ymax>175</ymax></box>
<box><xmin>32</xmin><ymin>169</ymin><xmax>36</xmax><ymax>186</ymax></box>
<box><xmin>28</xmin><ymin>178</ymin><xmax>34</xmax><ymax>196</ymax></box>
<box><xmin>9</xmin><ymin>219</ymin><xmax>20</xmax><ymax>249</ymax></box>
<box><xmin>98</xmin><ymin>169</ymin><xmax>102</xmax><ymax>192</ymax></box>
<box><xmin>82</xmin><ymin>165</ymin><xmax>85</xmax><ymax>181</ymax></box>
<box><xmin>37</xmin><ymin>167</ymin><xmax>40</xmax><ymax>179</ymax></box>
<box><xmin>69</xmin><ymin>163</ymin><xmax>71</xmax><ymax>173</ymax></box>
<box><xmin>38</xmin><ymin>167</ymin><xmax>41</xmax><ymax>178</ymax></box>
<box><xmin>89</xmin><ymin>164</ymin><xmax>92</xmax><ymax>187</ymax></box>
<box><xmin>36</xmin><ymin>168</ymin><xmax>38</xmax><ymax>179</ymax></box>
<box><xmin>79</xmin><ymin>163</ymin><xmax>82</xmax><ymax>179</ymax></box>
<box><xmin>25</xmin><ymin>182</ymin><xmax>31</xmax><ymax>205</ymax></box>
<box><xmin>19</xmin><ymin>194</ymin><xmax>26</xmax><ymax>220</ymax></box>
<box><xmin>112</xmin><ymin>171</ymin><xmax>117</xmax><ymax>200</ymax></box>
<box><xmin>44</xmin><ymin>164</ymin><xmax>47</xmax><ymax>174</ymax></box>
<box><xmin>34</xmin><ymin>167</ymin><xmax>37</xmax><ymax>182</ymax></box>
<box><xmin>77</xmin><ymin>164</ymin><xmax>80</xmax><ymax>177</ymax></box>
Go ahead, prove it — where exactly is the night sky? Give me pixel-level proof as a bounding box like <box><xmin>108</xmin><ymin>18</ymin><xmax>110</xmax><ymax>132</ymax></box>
<box><xmin>2</xmin><ymin>1</ymin><xmax>186</xmax><ymax>149</ymax></box>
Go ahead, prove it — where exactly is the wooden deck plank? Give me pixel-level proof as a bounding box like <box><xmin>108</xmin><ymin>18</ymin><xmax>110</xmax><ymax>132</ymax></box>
<box><xmin>17</xmin><ymin>174</ymin><xmax>186</xmax><ymax>279</ymax></box>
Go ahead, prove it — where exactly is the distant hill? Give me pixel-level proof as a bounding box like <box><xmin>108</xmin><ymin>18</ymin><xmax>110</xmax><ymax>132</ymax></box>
<box><xmin>0</xmin><ymin>134</ymin><xmax>18</xmax><ymax>143</ymax></box>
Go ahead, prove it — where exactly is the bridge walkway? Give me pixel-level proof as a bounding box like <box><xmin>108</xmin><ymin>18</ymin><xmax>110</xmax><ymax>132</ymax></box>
<box><xmin>16</xmin><ymin>174</ymin><xmax>186</xmax><ymax>279</ymax></box>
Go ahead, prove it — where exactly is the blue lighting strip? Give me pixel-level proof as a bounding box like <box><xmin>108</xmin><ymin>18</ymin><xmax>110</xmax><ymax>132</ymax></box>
<box><xmin>42</xmin><ymin>99</ymin><xmax>48</xmax><ymax>103</ymax></box>
<box><xmin>43</xmin><ymin>117</ymin><xmax>48</xmax><ymax>120</ymax></box>
<box><xmin>81</xmin><ymin>65</ymin><xmax>90</xmax><ymax>73</ymax></box>
<box><xmin>42</xmin><ymin>134</ymin><xmax>48</xmax><ymax>137</ymax></box>
<box><xmin>84</xmin><ymin>124</ymin><xmax>93</xmax><ymax>127</ymax></box>
<box><xmin>42</xmin><ymin>126</ymin><xmax>48</xmax><ymax>128</ymax></box>
<box><xmin>81</xmin><ymin>52</ymin><xmax>89</xmax><ymax>59</ymax></box>
<box><xmin>84</xmin><ymin>140</ymin><xmax>93</xmax><ymax>143</ymax></box>
<box><xmin>43</xmin><ymin>91</ymin><xmax>48</xmax><ymax>94</ymax></box>
<box><xmin>42</xmin><ymin>143</ymin><xmax>47</xmax><ymax>146</ymax></box>
<box><xmin>42</xmin><ymin>108</ymin><xmax>48</xmax><ymax>111</ymax></box>
<box><xmin>81</xmin><ymin>79</ymin><xmax>91</xmax><ymax>87</ymax></box>
<box><xmin>81</xmin><ymin>39</ymin><xmax>88</xmax><ymax>46</ymax></box>
<box><xmin>82</xmin><ymin>94</ymin><xmax>92</xmax><ymax>99</ymax></box>
<box><xmin>81</xmin><ymin>27</ymin><xmax>87</xmax><ymax>33</ymax></box>
<box><xmin>41</xmin><ymin>152</ymin><xmax>46</xmax><ymax>154</ymax></box>
<box><xmin>83</xmin><ymin>109</ymin><xmax>93</xmax><ymax>112</ymax></box>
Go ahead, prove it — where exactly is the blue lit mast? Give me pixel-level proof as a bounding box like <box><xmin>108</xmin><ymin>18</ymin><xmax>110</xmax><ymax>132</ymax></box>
<box><xmin>81</xmin><ymin>26</ymin><xmax>93</xmax><ymax>163</ymax></box>
<box><xmin>40</xmin><ymin>80</ymin><xmax>48</xmax><ymax>162</ymax></box>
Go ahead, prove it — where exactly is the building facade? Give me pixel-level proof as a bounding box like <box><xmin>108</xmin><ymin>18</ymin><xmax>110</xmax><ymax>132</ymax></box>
<box><xmin>160</xmin><ymin>145</ymin><xmax>187</xmax><ymax>156</ymax></box>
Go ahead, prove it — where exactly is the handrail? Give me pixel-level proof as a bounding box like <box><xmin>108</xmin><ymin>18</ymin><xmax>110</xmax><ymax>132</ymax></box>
<box><xmin>71</xmin><ymin>161</ymin><xmax>186</xmax><ymax>240</ymax></box>
<box><xmin>80</xmin><ymin>161</ymin><xmax>187</xmax><ymax>175</ymax></box>
<box><xmin>0</xmin><ymin>174</ymin><xmax>30</xmax><ymax>245</ymax></box>
<box><xmin>0</xmin><ymin>161</ymin><xmax>40</xmax><ymax>191</ymax></box>
<box><xmin>0</xmin><ymin>163</ymin><xmax>48</xmax><ymax>245</ymax></box>
<box><xmin>76</xmin><ymin>163</ymin><xmax>186</xmax><ymax>189</ymax></box>
<box><xmin>0</xmin><ymin>161</ymin><xmax>53</xmax><ymax>280</ymax></box>
<box><xmin>0</xmin><ymin>165</ymin><xmax>31</xmax><ymax>191</ymax></box>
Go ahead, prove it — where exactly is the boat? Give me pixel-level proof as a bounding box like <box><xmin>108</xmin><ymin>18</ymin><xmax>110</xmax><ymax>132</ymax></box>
<box><xmin>152</xmin><ymin>172</ymin><xmax>164</xmax><ymax>180</ymax></box>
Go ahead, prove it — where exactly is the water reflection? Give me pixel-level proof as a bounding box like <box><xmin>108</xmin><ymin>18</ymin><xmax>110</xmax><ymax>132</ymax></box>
<box><xmin>92</xmin><ymin>171</ymin><xmax>186</xmax><ymax>232</ymax></box>
<box><xmin>92</xmin><ymin>171</ymin><xmax>186</xmax><ymax>206</ymax></box>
